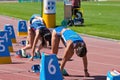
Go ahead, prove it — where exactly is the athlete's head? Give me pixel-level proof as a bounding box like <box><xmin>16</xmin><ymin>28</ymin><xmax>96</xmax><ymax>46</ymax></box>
<box><xmin>40</xmin><ymin>27</ymin><xmax>52</xmax><ymax>46</ymax></box>
<box><xmin>45</xmin><ymin>34</ymin><xmax>51</xmax><ymax>46</ymax></box>
<box><xmin>76</xmin><ymin>42</ymin><xmax>87</xmax><ymax>57</ymax></box>
<box><xmin>30</xmin><ymin>14</ymin><xmax>41</xmax><ymax>24</ymax></box>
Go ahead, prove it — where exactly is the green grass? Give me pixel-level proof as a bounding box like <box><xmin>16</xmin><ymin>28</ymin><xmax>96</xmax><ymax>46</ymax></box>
<box><xmin>0</xmin><ymin>2</ymin><xmax>41</xmax><ymax>20</ymax></box>
<box><xmin>0</xmin><ymin>1</ymin><xmax>120</xmax><ymax>40</ymax></box>
<box><xmin>74</xmin><ymin>1</ymin><xmax>120</xmax><ymax>40</ymax></box>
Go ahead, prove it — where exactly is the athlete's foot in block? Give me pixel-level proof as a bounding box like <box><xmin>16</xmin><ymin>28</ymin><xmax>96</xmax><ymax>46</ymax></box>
<box><xmin>85</xmin><ymin>72</ymin><xmax>90</xmax><ymax>77</ymax></box>
<box><xmin>28</xmin><ymin>57</ymin><xmax>34</xmax><ymax>61</ymax></box>
<box><xmin>62</xmin><ymin>69</ymin><xmax>69</xmax><ymax>76</ymax></box>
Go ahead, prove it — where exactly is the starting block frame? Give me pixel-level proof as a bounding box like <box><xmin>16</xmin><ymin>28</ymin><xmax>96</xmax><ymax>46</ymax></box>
<box><xmin>0</xmin><ymin>38</ymin><xmax>12</xmax><ymax>64</ymax></box>
<box><xmin>40</xmin><ymin>53</ymin><xmax>63</xmax><ymax>80</ymax></box>
<box><xmin>17</xmin><ymin>20</ymin><xmax>28</xmax><ymax>36</ymax></box>
<box><xmin>0</xmin><ymin>31</ymin><xmax>13</xmax><ymax>52</ymax></box>
<box><xmin>4</xmin><ymin>24</ymin><xmax>16</xmax><ymax>43</ymax></box>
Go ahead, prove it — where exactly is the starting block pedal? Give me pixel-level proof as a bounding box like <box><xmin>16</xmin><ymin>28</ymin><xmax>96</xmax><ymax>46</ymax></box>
<box><xmin>107</xmin><ymin>69</ymin><xmax>120</xmax><ymax>80</ymax></box>
<box><xmin>20</xmin><ymin>40</ymin><xmax>29</xmax><ymax>46</ymax></box>
<box><xmin>26</xmin><ymin>51</ymin><xmax>41</xmax><ymax>59</ymax></box>
<box><xmin>40</xmin><ymin>53</ymin><xmax>63</xmax><ymax>80</ymax></box>
<box><xmin>31</xmin><ymin>64</ymin><xmax>40</xmax><ymax>73</ymax></box>
<box><xmin>17</xmin><ymin>20</ymin><xmax>28</xmax><ymax>36</ymax></box>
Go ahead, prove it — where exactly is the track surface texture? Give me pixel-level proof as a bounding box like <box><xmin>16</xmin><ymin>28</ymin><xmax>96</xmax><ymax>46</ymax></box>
<box><xmin>0</xmin><ymin>15</ymin><xmax>120</xmax><ymax>80</ymax></box>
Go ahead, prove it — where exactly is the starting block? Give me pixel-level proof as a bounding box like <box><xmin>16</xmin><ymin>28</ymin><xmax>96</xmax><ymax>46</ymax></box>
<box><xmin>20</xmin><ymin>40</ymin><xmax>29</xmax><ymax>46</ymax></box>
<box><xmin>0</xmin><ymin>31</ymin><xmax>13</xmax><ymax>52</ymax></box>
<box><xmin>31</xmin><ymin>64</ymin><xmax>40</xmax><ymax>73</ymax></box>
<box><xmin>17</xmin><ymin>20</ymin><xmax>28</xmax><ymax>36</ymax></box>
<box><xmin>40</xmin><ymin>53</ymin><xmax>63</xmax><ymax>80</ymax></box>
<box><xmin>0</xmin><ymin>38</ymin><xmax>12</xmax><ymax>64</ymax></box>
<box><xmin>107</xmin><ymin>70</ymin><xmax>120</xmax><ymax>80</ymax></box>
<box><xmin>4</xmin><ymin>24</ymin><xmax>16</xmax><ymax>43</ymax></box>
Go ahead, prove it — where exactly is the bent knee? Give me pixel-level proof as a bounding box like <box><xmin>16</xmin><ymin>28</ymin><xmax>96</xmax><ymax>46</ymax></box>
<box><xmin>27</xmin><ymin>44</ymin><xmax>33</xmax><ymax>48</ymax></box>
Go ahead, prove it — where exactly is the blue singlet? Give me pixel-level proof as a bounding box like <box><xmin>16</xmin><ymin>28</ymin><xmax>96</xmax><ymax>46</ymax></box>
<box><xmin>62</xmin><ymin>29</ymin><xmax>83</xmax><ymax>43</ymax></box>
<box><xmin>30</xmin><ymin>19</ymin><xmax>45</xmax><ymax>30</ymax></box>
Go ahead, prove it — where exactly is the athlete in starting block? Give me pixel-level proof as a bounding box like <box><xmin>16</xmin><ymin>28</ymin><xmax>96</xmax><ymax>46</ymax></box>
<box><xmin>21</xmin><ymin>14</ymin><xmax>51</xmax><ymax>61</ymax></box>
<box><xmin>51</xmin><ymin>26</ymin><xmax>90</xmax><ymax>77</ymax></box>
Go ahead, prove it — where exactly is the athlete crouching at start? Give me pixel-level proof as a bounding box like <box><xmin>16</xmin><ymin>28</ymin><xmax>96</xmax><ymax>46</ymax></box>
<box><xmin>51</xmin><ymin>26</ymin><xmax>90</xmax><ymax>77</ymax></box>
<box><xmin>21</xmin><ymin>14</ymin><xmax>51</xmax><ymax>61</ymax></box>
